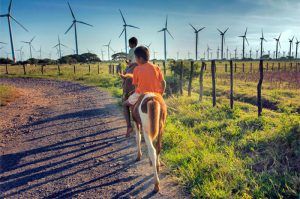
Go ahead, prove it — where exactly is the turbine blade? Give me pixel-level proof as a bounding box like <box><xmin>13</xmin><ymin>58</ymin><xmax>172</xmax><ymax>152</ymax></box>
<box><xmin>10</xmin><ymin>15</ymin><xmax>28</xmax><ymax>32</ymax></box>
<box><xmin>0</xmin><ymin>42</ymin><xmax>7</xmax><ymax>44</ymax></box>
<box><xmin>189</xmin><ymin>23</ymin><xmax>197</xmax><ymax>32</ymax></box>
<box><xmin>0</xmin><ymin>14</ymin><xmax>7</xmax><ymax>17</ymax></box>
<box><xmin>61</xmin><ymin>44</ymin><xmax>68</xmax><ymax>48</ymax></box>
<box><xmin>119</xmin><ymin>28</ymin><xmax>125</xmax><ymax>38</ymax></box>
<box><xmin>244</xmin><ymin>27</ymin><xmax>247</xmax><ymax>36</ymax></box>
<box><xmin>119</xmin><ymin>9</ymin><xmax>126</xmax><ymax>24</ymax></box>
<box><xmin>158</xmin><ymin>29</ymin><xmax>164</xmax><ymax>32</ymax></box>
<box><xmin>198</xmin><ymin>27</ymin><xmax>205</xmax><ymax>32</ymax></box>
<box><xmin>65</xmin><ymin>22</ymin><xmax>75</xmax><ymax>34</ymax></box>
<box><xmin>264</xmin><ymin>38</ymin><xmax>267</xmax><ymax>42</ymax></box>
<box><xmin>217</xmin><ymin>28</ymin><xmax>222</xmax><ymax>34</ymax></box>
<box><xmin>278</xmin><ymin>33</ymin><xmax>282</xmax><ymax>40</ymax></box>
<box><xmin>261</xmin><ymin>29</ymin><xmax>264</xmax><ymax>38</ymax></box>
<box><xmin>21</xmin><ymin>41</ymin><xmax>29</xmax><ymax>44</ymax></box>
<box><xmin>68</xmin><ymin>2</ymin><xmax>75</xmax><ymax>19</ymax></box>
<box><xmin>224</xmin><ymin>27</ymin><xmax>229</xmax><ymax>34</ymax></box>
<box><xmin>167</xmin><ymin>29</ymin><xmax>174</xmax><ymax>39</ymax></box>
<box><xmin>53</xmin><ymin>44</ymin><xmax>59</xmax><ymax>48</ymax></box>
<box><xmin>30</xmin><ymin>36</ymin><xmax>36</xmax><ymax>43</ymax></box>
<box><xmin>77</xmin><ymin>21</ymin><xmax>93</xmax><ymax>27</ymax></box>
<box><xmin>245</xmin><ymin>37</ymin><xmax>249</xmax><ymax>45</ymax></box>
<box><xmin>165</xmin><ymin>15</ymin><xmax>168</xmax><ymax>28</ymax></box>
<box><xmin>127</xmin><ymin>24</ymin><xmax>139</xmax><ymax>29</ymax></box>
<box><xmin>8</xmin><ymin>0</ymin><xmax>13</xmax><ymax>14</ymax></box>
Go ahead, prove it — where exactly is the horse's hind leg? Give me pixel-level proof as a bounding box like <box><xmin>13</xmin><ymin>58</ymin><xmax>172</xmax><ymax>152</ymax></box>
<box><xmin>143</xmin><ymin>129</ymin><xmax>160</xmax><ymax>192</ymax></box>
<box><xmin>134</xmin><ymin>122</ymin><xmax>142</xmax><ymax>161</ymax></box>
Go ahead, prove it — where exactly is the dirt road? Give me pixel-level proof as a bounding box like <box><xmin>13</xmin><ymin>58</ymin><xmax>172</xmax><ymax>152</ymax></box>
<box><xmin>0</xmin><ymin>78</ymin><xmax>186</xmax><ymax>199</ymax></box>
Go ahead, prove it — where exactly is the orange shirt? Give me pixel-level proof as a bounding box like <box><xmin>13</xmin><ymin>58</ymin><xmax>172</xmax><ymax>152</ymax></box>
<box><xmin>132</xmin><ymin>62</ymin><xmax>164</xmax><ymax>94</ymax></box>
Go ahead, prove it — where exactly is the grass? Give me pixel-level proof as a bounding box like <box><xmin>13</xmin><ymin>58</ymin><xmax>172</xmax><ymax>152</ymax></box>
<box><xmin>1</xmin><ymin>61</ymin><xmax>299</xmax><ymax>198</ymax></box>
<box><xmin>0</xmin><ymin>84</ymin><xmax>19</xmax><ymax>106</ymax></box>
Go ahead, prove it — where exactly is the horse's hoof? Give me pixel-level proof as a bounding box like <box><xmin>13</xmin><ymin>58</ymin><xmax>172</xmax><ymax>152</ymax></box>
<box><xmin>154</xmin><ymin>183</ymin><xmax>160</xmax><ymax>193</ymax></box>
<box><xmin>136</xmin><ymin>156</ymin><xmax>141</xmax><ymax>161</ymax></box>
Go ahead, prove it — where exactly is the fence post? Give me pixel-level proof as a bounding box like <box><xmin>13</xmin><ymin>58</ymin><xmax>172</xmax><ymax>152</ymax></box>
<box><xmin>163</xmin><ymin>61</ymin><xmax>166</xmax><ymax>75</ymax></box>
<box><xmin>257</xmin><ymin>60</ymin><xmax>264</xmax><ymax>117</ymax></box>
<box><xmin>230</xmin><ymin>60</ymin><xmax>234</xmax><ymax>109</ymax></box>
<box><xmin>290</xmin><ymin>62</ymin><xmax>292</xmax><ymax>70</ymax></box>
<box><xmin>199</xmin><ymin>62</ymin><xmax>205</xmax><ymax>102</ymax></box>
<box><xmin>266</xmin><ymin>63</ymin><xmax>269</xmax><ymax>71</ymax></box>
<box><xmin>234</xmin><ymin>63</ymin><xmax>237</xmax><ymax>72</ymax></box>
<box><xmin>179</xmin><ymin>61</ymin><xmax>183</xmax><ymax>95</ymax></box>
<box><xmin>5</xmin><ymin>63</ymin><xmax>8</xmax><ymax>74</ymax></box>
<box><xmin>57</xmin><ymin>64</ymin><xmax>60</xmax><ymax>75</ymax></box>
<box><xmin>88</xmin><ymin>64</ymin><xmax>91</xmax><ymax>74</ymax></box>
<box><xmin>242</xmin><ymin>63</ymin><xmax>245</xmax><ymax>72</ymax></box>
<box><xmin>188</xmin><ymin>61</ymin><xmax>194</xmax><ymax>97</ymax></box>
<box><xmin>73</xmin><ymin>65</ymin><xmax>76</xmax><ymax>74</ymax></box>
<box><xmin>272</xmin><ymin>63</ymin><xmax>274</xmax><ymax>71</ymax></box>
<box><xmin>97</xmin><ymin>64</ymin><xmax>100</xmax><ymax>74</ymax></box>
<box><xmin>250</xmin><ymin>63</ymin><xmax>253</xmax><ymax>72</ymax></box>
<box><xmin>211</xmin><ymin>60</ymin><xmax>216</xmax><ymax>107</ymax></box>
<box><xmin>41</xmin><ymin>65</ymin><xmax>44</xmax><ymax>75</ymax></box>
<box><xmin>23</xmin><ymin>64</ymin><xmax>26</xmax><ymax>75</ymax></box>
<box><xmin>225</xmin><ymin>63</ymin><xmax>227</xmax><ymax>72</ymax></box>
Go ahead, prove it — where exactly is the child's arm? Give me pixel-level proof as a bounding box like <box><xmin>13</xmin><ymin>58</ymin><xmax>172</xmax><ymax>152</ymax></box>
<box><xmin>161</xmin><ymin>80</ymin><xmax>166</xmax><ymax>95</ymax></box>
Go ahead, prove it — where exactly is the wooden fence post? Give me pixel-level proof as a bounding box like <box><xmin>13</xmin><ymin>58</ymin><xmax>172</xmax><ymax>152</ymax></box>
<box><xmin>211</xmin><ymin>60</ymin><xmax>216</xmax><ymax>107</ymax></box>
<box><xmin>23</xmin><ymin>64</ymin><xmax>26</xmax><ymax>75</ymax></box>
<box><xmin>88</xmin><ymin>65</ymin><xmax>91</xmax><ymax>74</ymax></box>
<box><xmin>188</xmin><ymin>61</ymin><xmax>194</xmax><ymax>97</ymax></box>
<box><xmin>225</xmin><ymin>63</ymin><xmax>227</xmax><ymax>72</ymax></box>
<box><xmin>250</xmin><ymin>63</ymin><xmax>253</xmax><ymax>72</ymax></box>
<box><xmin>73</xmin><ymin>65</ymin><xmax>76</xmax><ymax>74</ymax></box>
<box><xmin>230</xmin><ymin>60</ymin><xmax>234</xmax><ymax>109</ymax></box>
<box><xmin>266</xmin><ymin>63</ymin><xmax>269</xmax><ymax>71</ymax></box>
<box><xmin>57</xmin><ymin>64</ymin><xmax>60</xmax><ymax>75</ymax></box>
<box><xmin>5</xmin><ymin>63</ymin><xmax>8</xmax><ymax>74</ymax></box>
<box><xmin>179</xmin><ymin>61</ymin><xmax>183</xmax><ymax>95</ymax></box>
<box><xmin>199</xmin><ymin>62</ymin><xmax>205</xmax><ymax>102</ymax></box>
<box><xmin>290</xmin><ymin>62</ymin><xmax>292</xmax><ymax>70</ymax></box>
<box><xmin>163</xmin><ymin>61</ymin><xmax>166</xmax><ymax>75</ymax></box>
<box><xmin>234</xmin><ymin>63</ymin><xmax>237</xmax><ymax>72</ymax></box>
<box><xmin>242</xmin><ymin>63</ymin><xmax>245</xmax><ymax>72</ymax></box>
<box><xmin>97</xmin><ymin>64</ymin><xmax>100</xmax><ymax>74</ymax></box>
<box><xmin>41</xmin><ymin>65</ymin><xmax>44</xmax><ymax>75</ymax></box>
<box><xmin>257</xmin><ymin>60</ymin><xmax>264</xmax><ymax>117</ymax></box>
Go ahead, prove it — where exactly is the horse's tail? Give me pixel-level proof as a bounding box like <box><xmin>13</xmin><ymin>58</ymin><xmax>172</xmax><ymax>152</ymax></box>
<box><xmin>147</xmin><ymin>99</ymin><xmax>160</xmax><ymax>140</ymax></box>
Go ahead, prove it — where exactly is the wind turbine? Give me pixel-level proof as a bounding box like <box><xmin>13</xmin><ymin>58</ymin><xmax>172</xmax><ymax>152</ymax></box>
<box><xmin>36</xmin><ymin>46</ymin><xmax>42</xmax><ymax>59</ymax></box>
<box><xmin>259</xmin><ymin>29</ymin><xmax>267</xmax><ymax>59</ymax></box>
<box><xmin>100</xmin><ymin>49</ymin><xmax>105</xmax><ymax>61</ymax></box>
<box><xmin>295</xmin><ymin>39</ymin><xmax>299</xmax><ymax>59</ymax></box>
<box><xmin>15</xmin><ymin>46</ymin><xmax>23</xmax><ymax>61</ymax></box>
<box><xmin>288</xmin><ymin>36</ymin><xmax>294</xmax><ymax>57</ymax></box>
<box><xmin>118</xmin><ymin>9</ymin><xmax>139</xmax><ymax>54</ymax></box>
<box><xmin>53</xmin><ymin>35</ymin><xmax>67</xmax><ymax>59</ymax></box>
<box><xmin>146</xmin><ymin>42</ymin><xmax>152</xmax><ymax>49</ymax></box>
<box><xmin>21</xmin><ymin>36</ymin><xmax>35</xmax><ymax>59</ymax></box>
<box><xmin>158</xmin><ymin>15</ymin><xmax>174</xmax><ymax>74</ymax></box>
<box><xmin>217</xmin><ymin>28</ymin><xmax>229</xmax><ymax>59</ymax></box>
<box><xmin>207</xmin><ymin>45</ymin><xmax>211</xmax><ymax>60</ymax></box>
<box><xmin>234</xmin><ymin>47</ymin><xmax>237</xmax><ymax>59</ymax></box>
<box><xmin>274</xmin><ymin>33</ymin><xmax>282</xmax><ymax>59</ymax></box>
<box><xmin>103</xmin><ymin>40</ymin><xmax>111</xmax><ymax>60</ymax></box>
<box><xmin>153</xmin><ymin>51</ymin><xmax>158</xmax><ymax>59</ymax></box>
<box><xmin>217</xmin><ymin>46</ymin><xmax>220</xmax><ymax>59</ymax></box>
<box><xmin>0</xmin><ymin>0</ymin><xmax>28</xmax><ymax>63</ymax></box>
<box><xmin>226</xmin><ymin>46</ymin><xmax>229</xmax><ymax>59</ymax></box>
<box><xmin>189</xmin><ymin>24</ymin><xmax>205</xmax><ymax>60</ymax></box>
<box><xmin>65</xmin><ymin>2</ymin><xmax>93</xmax><ymax>55</ymax></box>
<box><xmin>239</xmin><ymin>28</ymin><xmax>249</xmax><ymax>59</ymax></box>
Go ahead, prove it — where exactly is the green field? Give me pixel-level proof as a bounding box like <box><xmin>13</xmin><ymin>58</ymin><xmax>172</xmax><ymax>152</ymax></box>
<box><xmin>1</xmin><ymin>61</ymin><xmax>299</xmax><ymax>198</ymax></box>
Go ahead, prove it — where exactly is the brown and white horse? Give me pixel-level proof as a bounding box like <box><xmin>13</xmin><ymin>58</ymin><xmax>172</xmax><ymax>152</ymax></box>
<box><xmin>120</xmin><ymin>74</ymin><xmax>167</xmax><ymax>192</ymax></box>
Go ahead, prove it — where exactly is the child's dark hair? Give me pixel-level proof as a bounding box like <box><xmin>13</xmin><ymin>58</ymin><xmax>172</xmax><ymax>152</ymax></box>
<box><xmin>134</xmin><ymin>46</ymin><xmax>149</xmax><ymax>61</ymax></box>
<box><xmin>129</xmin><ymin>37</ymin><xmax>138</xmax><ymax>46</ymax></box>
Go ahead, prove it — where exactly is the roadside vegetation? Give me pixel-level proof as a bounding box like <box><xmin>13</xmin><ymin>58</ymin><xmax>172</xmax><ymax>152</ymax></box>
<box><xmin>1</xmin><ymin>61</ymin><xmax>299</xmax><ymax>198</ymax></box>
<box><xmin>0</xmin><ymin>84</ymin><xmax>19</xmax><ymax>106</ymax></box>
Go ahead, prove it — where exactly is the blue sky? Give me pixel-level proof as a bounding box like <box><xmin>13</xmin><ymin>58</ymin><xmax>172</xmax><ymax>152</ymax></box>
<box><xmin>1</xmin><ymin>0</ymin><xmax>300</xmax><ymax>60</ymax></box>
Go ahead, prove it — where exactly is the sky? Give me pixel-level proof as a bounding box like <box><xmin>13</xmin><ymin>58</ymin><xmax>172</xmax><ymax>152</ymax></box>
<box><xmin>1</xmin><ymin>0</ymin><xmax>300</xmax><ymax>60</ymax></box>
